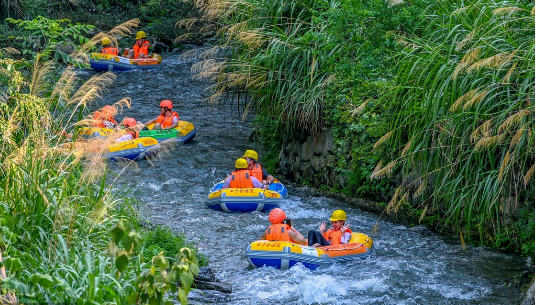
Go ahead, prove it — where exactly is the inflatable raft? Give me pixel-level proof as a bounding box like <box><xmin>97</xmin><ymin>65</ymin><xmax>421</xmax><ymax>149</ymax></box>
<box><xmin>78</xmin><ymin>120</ymin><xmax>196</xmax><ymax>143</ymax></box>
<box><xmin>146</xmin><ymin>121</ymin><xmax>196</xmax><ymax>143</ymax></box>
<box><xmin>107</xmin><ymin>137</ymin><xmax>160</xmax><ymax>161</ymax></box>
<box><xmin>206</xmin><ymin>181</ymin><xmax>288</xmax><ymax>212</ymax></box>
<box><xmin>246</xmin><ymin>233</ymin><xmax>373</xmax><ymax>270</ymax></box>
<box><xmin>89</xmin><ymin>53</ymin><xmax>162</xmax><ymax>72</ymax></box>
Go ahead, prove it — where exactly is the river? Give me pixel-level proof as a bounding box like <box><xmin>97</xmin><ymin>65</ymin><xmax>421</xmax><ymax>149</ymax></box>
<box><xmin>84</xmin><ymin>53</ymin><xmax>528</xmax><ymax>305</ymax></box>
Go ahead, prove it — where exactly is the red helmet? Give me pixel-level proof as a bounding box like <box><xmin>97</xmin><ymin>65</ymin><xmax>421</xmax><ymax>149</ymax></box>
<box><xmin>160</xmin><ymin>100</ymin><xmax>173</xmax><ymax>109</ymax></box>
<box><xmin>268</xmin><ymin>208</ymin><xmax>286</xmax><ymax>224</ymax></box>
<box><xmin>122</xmin><ymin>117</ymin><xmax>137</xmax><ymax>127</ymax></box>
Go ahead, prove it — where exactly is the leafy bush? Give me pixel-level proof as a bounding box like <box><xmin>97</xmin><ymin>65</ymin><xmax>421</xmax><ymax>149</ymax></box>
<box><xmin>6</xmin><ymin>16</ymin><xmax>93</xmax><ymax>62</ymax></box>
<box><xmin>142</xmin><ymin>226</ymin><xmax>209</xmax><ymax>266</ymax></box>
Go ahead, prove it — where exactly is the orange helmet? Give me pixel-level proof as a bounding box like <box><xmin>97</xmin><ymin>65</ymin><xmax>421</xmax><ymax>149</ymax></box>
<box><xmin>122</xmin><ymin>117</ymin><xmax>137</xmax><ymax>127</ymax></box>
<box><xmin>160</xmin><ymin>100</ymin><xmax>173</xmax><ymax>109</ymax></box>
<box><xmin>101</xmin><ymin>105</ymin><xmax>116</xmax><ymax>119</ymax></box>
<box><xmin>269</xmin><ymin>208</ymin><xmax>286</xmax><ymax>224</ymax></box>
<box><xmin>93</xmin><ymin>110</ymin><xmax>103</xmax><ymax>119</ymax></box>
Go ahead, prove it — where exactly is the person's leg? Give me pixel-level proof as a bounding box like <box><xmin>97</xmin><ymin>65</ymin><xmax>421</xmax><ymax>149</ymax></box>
<box><xmin>127</xmin><ymin>49</ymin><xmax>135</xmax><ymax>59</ymax></box>
<box><xmin>307</xmin><ymin>230</ymin><xmax>330</xmax><ymax>247</ymax></box>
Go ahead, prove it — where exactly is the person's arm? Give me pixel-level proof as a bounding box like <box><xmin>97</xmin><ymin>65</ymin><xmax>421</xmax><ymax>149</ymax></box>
<box><xmin>261</xmin><ymin>168</ymin><xmax>275</xmax><ymax>184</ymax></box>
<box><xmin>251</xmin><ymin>177</ymin><xmax>268</xmax><ymax>189</ymax></box>
<box><xmin>318</xmin><ymin>221</ymin><xmax>326</xmax><ymax>234</ymax></box>
<box><xmin>144</xmin><ymin>118</ymin><xmax>157</xmax><ymax>125</ymax></box>
<box><xmin>288</xmin><ymin>227</ymin><xmax>306</xmax><ymax>245</ymax></box>
<box><xmin>222</xmin><ymin>176</ymin><xmax>231</xmax><ymax>189</ymax></box>
<box><xmin>261</xmin><ymin>230</ymin><xmax>267</xmax><ymax>240</ymax></box>
<box><xmin>342</xmin><ymin>232</ymin><xmax>352</xmax><ymax>244</ymax></box>
<box><xmin>115</xmin><ymin>133</ymin><xmax>134</xmax><ymax>143</ymax></box>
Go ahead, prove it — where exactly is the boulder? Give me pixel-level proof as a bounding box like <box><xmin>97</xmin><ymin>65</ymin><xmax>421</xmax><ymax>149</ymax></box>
<box><xmin>195</xmin><ymin>267</ymin><xmax>217</xmax><ymax>282</ymax></box>
<box><xmin>193</xmin><ymin>281</ymin><xmax>232</xmax><ymax>293</ymax></box>
<box><xmin>300</xmin><ymin>136</ymin><xmax>314</xmax><ymax>161</ymax></box>
<box><xmin>188</xmin><ymin>290</ymin><xmax>232</xmax><ymax>304</ymax></box>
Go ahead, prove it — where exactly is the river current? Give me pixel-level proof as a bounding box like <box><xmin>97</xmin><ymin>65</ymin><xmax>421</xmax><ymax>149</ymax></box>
<box><xmin>83</xmin><ymin>53</ymin><xmax>528</xmax><ymax>305</ymax></box>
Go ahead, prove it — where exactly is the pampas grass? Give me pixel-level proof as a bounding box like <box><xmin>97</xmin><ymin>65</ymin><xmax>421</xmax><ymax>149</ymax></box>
<box><xmin>373</xmin><ymin>0</ymin><xmax>534</xmax><ymax>248</ymax></box>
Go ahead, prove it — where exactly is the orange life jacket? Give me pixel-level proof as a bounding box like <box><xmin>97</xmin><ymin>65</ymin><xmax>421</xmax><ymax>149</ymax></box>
<box><xmin>133</xmin><ymin>40</ymin><xmax>151</xmax><ymax>59</ymax></box>
<box><xmin>324</xmin><ymin>228</ymin><xmax>352</xmax><ymax>245</ymax></box>
<box><xmin>250</xmin><ymin>163</ymin><xmax>263</xmax><ymax>181</ymax></box>
<box><xmin>229</xmin><ymin>170</ymin><xmax>254</xmax><ymax>188</ymax></box>
<box><xmin>108</xmin><ymin>117</ymin><xmax>118</xmax><ymax>126</ymax></box>
<box><xmin>265</xmin><ymin>224</ymin><xmax>292</xmax><ymax>242</ymax></box>
<box><xmin>102</xmin><ymin>47</ymin><xmax>118</xmax><ymax>56</ymax></box>
<box><xmin>155</xmin><ymin>111</ymin><xmax>179</xmax><ymax>129</ymax></box>
<box><xmin>125</xmin><ymin>129</ymin><xmax>139</xmax><ymax>139</ymax></box>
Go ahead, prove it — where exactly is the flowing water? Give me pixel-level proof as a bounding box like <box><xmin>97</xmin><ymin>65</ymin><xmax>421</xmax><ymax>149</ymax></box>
<box><xmin>84</xmin><ymin>53</ymin><xmax>528</xmax><ymax>304</ymax></box>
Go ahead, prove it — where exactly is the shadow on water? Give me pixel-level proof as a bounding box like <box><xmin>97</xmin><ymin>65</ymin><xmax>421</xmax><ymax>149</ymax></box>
<box><xmin>85</xmin><ymin>53</ymin><xmax>527</xmax><ymax>305</ymax></box>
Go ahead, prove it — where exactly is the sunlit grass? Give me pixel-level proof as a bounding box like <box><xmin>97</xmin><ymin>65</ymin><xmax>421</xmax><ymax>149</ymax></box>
<box><xmin>0</xmin><ymin>21</ymin><xmax>199</xmax><ymax>303</ymax></box>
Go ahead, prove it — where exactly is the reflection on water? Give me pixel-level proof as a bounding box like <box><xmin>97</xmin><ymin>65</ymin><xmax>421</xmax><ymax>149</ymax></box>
<box><xmin>90</xmin><ymin>53</ymin><xmax>526</xmax><ymax>304</ymax></box>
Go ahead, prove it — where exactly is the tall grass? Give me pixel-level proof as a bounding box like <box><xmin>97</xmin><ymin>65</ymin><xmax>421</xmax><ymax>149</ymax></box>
<box><xmin>372</xmin><ymin>0</ymin><xmax>534</xmax><ymax>251</ymax></box>
<box><xmin>0</xmin><ymin>20</ymin><xmax>199</xmax><ymax>304</ymax></box>
<box><xmin>178</xmin><ymin>0</ymin><xmax>336</xmax><ymax>136</ymax></box>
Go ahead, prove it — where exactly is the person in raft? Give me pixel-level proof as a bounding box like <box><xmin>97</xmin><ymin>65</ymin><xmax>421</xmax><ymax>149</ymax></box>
<box><xmin>125</xmin><ymin>30</ymin><xmax>151</xmax><ymax>59</ymax></box>
<box><xmin>243</xmin><ymin>149</ymin><xmax>275</xmax><ymax>185</ymax></box>
<box><xmin>262</xmin><ymin>208</ymin><xmax>306</xmax><ymax>245</ymax></box>
<box><xmin>308</xmin><ymin>209</ymin><xmax>352</xmax><ymax>248</ymax></box>
<box><xmin>100</xmin><ymin>37</ymin><xmax>118</xmax><ymax>56</ymax></box>
<box><xmin>144</xmin><ymin>100</ymin><xmax>179</xmax><ymax>130</ymax></box>
<box><xmin>92</xmin><ymin>105</ymin><xmax>118</xmax><ymax>129</ymax></box>
<box><xmin>222</xmin><ymin>158</ymin><xmax>269</xmax><ymax>190</ymax></box>
<box><xmin>115</xmin><ymin>118</ymin><xmax>139</xmax><ymax>143</ymax></box>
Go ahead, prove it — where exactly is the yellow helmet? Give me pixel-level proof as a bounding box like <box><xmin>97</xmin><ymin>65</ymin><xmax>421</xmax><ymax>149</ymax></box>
<box><xmin>330</xmin><ymin>209</ymin><xmax>347</xmax><ymax>221</ymax></box>
<box><xmin>101</xmin><ymin>37</ymin><xmax>111</xmax><ymax>46</ymax></box>
<box><xmin>135</xmin><ymin>31</ymin><xmax>147</xmax><ymax>40</ymax></box>
<box><xmin>235</xmin><ymin>158</ymin><xmax>248</xmax><ymax>169</ymax></box>
<box><xmin>243</xmin><ymin>150</ymin><xmax>258</xmax><ymax>161</ymax></box>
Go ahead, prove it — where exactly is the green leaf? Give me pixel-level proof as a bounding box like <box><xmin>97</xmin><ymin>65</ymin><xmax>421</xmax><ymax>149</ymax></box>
<box><xmin>179</xmin><ymin>272</ymin><xmax>194</xmax><ymax>292</ymax></box>
<box><xmin>3</xmin><ymin>257</ymin><xmax>22</xmax><ymax>273</ymax></box>
<box><xmin>178</xmin><ymin>288</ymin><xmax>188</xmax><ymax>305</ymax></box>
<box><xmin>190</xmin><ymin>263</ymin><xmax>199</xmax><ymax>276</ymax></box>
<box><xmin>56</xmin><ymin>280</ymin><xmax>76</xmax><ymax>298</ymax></box>
<box><xmin>148</xmin><ymin>296</ymin><xmax>159</xmax><ymax>305</ymax></box>
<box><xmin>30</xmin><ymin>273</ymin><xmax>55</xmax><ymax>288</ymax></box>
<box><xmin>180</xmin><ymin>248</ymin><xmax>193</xmax><ymax>261</ymax></box>
<box><xmin>2</xmin><ymin>278</ymin><xmax>32</xmax><ymax>295</ymax></box>
<box><xmin>115</xmin><ymin>250</ymin><xmax>129</xmax><ymax>272</ymax></box>
<box><xmin>126</xmin><ymin>292</ymin><xmax>138</xmax><ymax>304</ymax></box>
<box><xmin>110</xmin><ymin>220</ymin><xmax>127</xmax><ymax>244</ymax></box>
